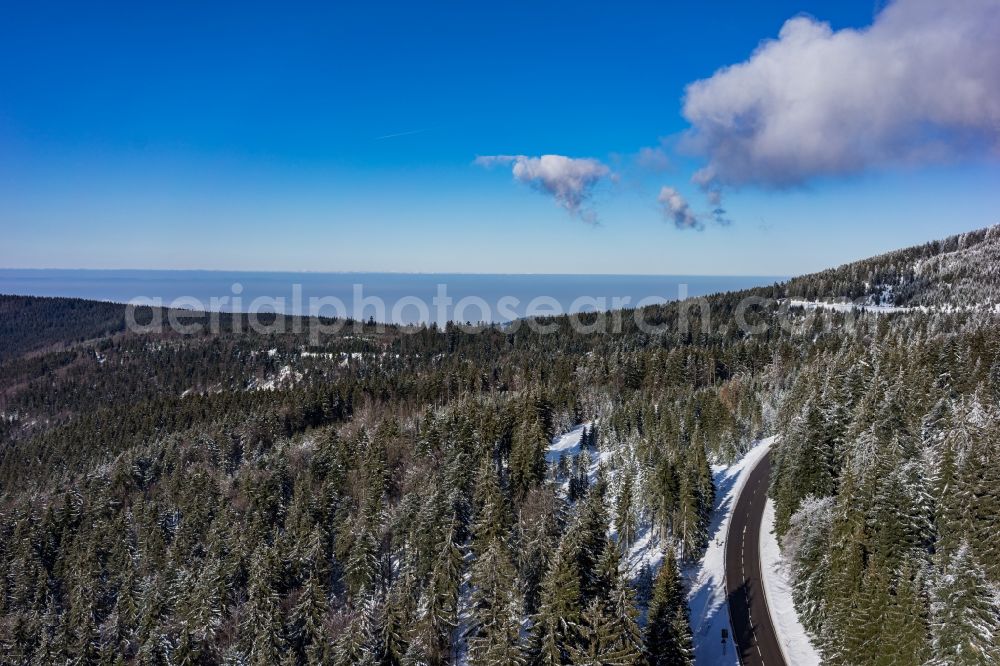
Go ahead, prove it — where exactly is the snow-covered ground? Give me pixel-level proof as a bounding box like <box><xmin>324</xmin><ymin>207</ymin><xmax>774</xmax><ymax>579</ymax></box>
<box><xmin>685</xmin><ymin>437</ymin><xmax>774</xmax><ymax>665</ymax></box>
<box><xmin>787</xmin><ymin>298</ymin><xmax>1000</xmax><ymax>315</ymax></box>
<box><xmin>547</xmin><ymin>424</ymin><xmax>665</xmax><ymax>578</ymax></box>
<box><xmin>760</xmin><ymin>499</ymin><xmax>822</xmax><ymax>665</ymax></box>
<box><xmin>546</xmin><ymin>423</ymin><xmax>612</xmax><ymax>494</ymax></box>
<box><xmin>786</xmin><ymin>298</ymin><xmax>923</xmax><ymax>314</ymax></box>
<box><xmin>545</xmin><ymin>423</ymin><xmax>595</xmax><ymax>465</ymax></box>
<box><xmin>249</xmin><ymin>364</ymin><xmax>302</xmax><ymax>391</ymax></box>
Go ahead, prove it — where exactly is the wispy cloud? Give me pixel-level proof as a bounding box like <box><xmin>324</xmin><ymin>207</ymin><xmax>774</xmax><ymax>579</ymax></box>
<box><xmin>475</xmin><ymin>154</ymin><xmax>613</xmax><ymax>224</ymax></box>
<box><xmin>658</xmin><ymin>186</ymin><xmax>702</xmax><ymax>230</ymax></box>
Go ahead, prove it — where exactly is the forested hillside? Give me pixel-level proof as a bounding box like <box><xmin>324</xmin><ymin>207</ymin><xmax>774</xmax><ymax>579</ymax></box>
<box><xmin>1</xmin><ymin>226</ymin><xmax>999</xmax><ymax>665</ymax></box>
<box><xmin>770</xmin><ymin>312</ymin><xmax>1000</xmax><ymax>664</ymax></box>
<box><xmin>0</xmin><ymin>296</ymin><xmax>128</xmax><ymax>363</ymax></box>
<box><xmin>769</xmin><ymin>224</ymin><xmax>1000</xmax><ymax>308</ymax></box>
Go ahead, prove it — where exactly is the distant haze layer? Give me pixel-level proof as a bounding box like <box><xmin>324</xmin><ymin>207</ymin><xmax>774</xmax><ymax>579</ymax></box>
<box><xmin>0</xmin><ymin>270</ymin><xmax>783</xmax><ymax>326</ymax></box>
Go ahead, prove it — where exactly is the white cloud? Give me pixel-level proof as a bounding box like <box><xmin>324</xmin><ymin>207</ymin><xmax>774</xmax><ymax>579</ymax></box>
<box><xmin>658</xmin><ymin>186</ymin><xmax>702</xmax><ymax>230</ymax></box>
<box><xmin>475</xmin><ymin>154</ymin><xmax>612</xmax><ymax>223</ymax></box>
<box><xmin>682</xmin><ymin>0</ymin><xmax>1000</xmax><ymax>191</ymax></box>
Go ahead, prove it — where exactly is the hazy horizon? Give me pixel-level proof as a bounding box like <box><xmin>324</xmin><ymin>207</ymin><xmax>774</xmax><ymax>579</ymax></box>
<box><xmin>0</xmin><ymin>269</ymin><xmax>785</xmax><ymax>325</ymax></box>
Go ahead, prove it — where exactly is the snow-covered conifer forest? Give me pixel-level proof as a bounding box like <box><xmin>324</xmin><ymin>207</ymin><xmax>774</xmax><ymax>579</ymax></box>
<box><xmin>2</xmin><ymin>226</ymin><xmax>999</xmax><ymax>664</ymax></box>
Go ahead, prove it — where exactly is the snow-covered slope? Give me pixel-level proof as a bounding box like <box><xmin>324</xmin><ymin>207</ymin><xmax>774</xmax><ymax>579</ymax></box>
<box><xmin>778</xmin><ymin>224</ymin><xmax>1000</xmax><ymax>309</ymax></box>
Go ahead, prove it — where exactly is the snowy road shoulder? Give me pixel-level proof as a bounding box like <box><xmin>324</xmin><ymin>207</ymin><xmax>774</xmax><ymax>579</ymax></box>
<box><xmin>759</xmin><ymin>499</ymin><xmax>822</xmax><ymax>666</ymax></box>
<box><xmin>685</xmin><ymin>437</ymin><xmax>774</xmax><ymax>665</ymax></box>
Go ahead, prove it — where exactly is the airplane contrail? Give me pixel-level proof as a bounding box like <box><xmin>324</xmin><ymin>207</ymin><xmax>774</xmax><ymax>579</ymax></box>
<box><xmin>374</xmin><ymin>128</ymin><xmax>428</xmax><ymax>140</ymax></box>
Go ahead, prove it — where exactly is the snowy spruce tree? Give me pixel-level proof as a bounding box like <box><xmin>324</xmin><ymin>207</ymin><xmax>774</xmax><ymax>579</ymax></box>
<box><xmin>644</xmin><ymin>548</ymin><xmax>693</xmax><ymax>666</ymax></box>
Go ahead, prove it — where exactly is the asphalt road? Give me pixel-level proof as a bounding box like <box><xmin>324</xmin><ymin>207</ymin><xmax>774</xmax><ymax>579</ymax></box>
<box><xmin>725</xmin><ymin>451</ymin><xmax>786</xmax><ymax>666</ymax></box>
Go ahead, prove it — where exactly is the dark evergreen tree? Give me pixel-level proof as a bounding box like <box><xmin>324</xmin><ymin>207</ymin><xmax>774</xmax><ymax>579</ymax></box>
<box><xmin>244</xmin><ymin>546</ymin><xmax>285</xmax><ymax>666</ymax></box>
<box><xmin>644</xmin><ymin>549</ymin><xmax>692</xmax><ymax>666</ymax></box>
<box><xmin>615</xmin><ymin>467</ymin><xmax>638</xmax><ymax>548</ymax></box>
<box><xmin>530</xmin><ymin>531</ymin><xmax>584</xmax><ymax>665</ymax></box>
<box><xmin>468</xmin><ymin>536</ymin><xmax>524</xmax><ymax>665</ymax></box>
<box><xmin>419</xmin><ymin>527</ymin><xmax>464</xmax><ymax>664</ymax></box>
<box><xmin>511</xmin><ymin>416</ymin><xmax>549</xmax><ymax>499</ymax></box>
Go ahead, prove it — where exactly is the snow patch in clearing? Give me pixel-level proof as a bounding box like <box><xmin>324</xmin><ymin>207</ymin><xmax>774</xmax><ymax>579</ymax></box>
<box><xmin>621</xmin><ymin>523</ymin><xmax>664</xmax><ymax>581</ymax></box>
<box><xmin>546</xmin><ymin>424</ymin><xmax>589</xmax><ymax>463</ymax></box>
<box><xmin>760</xmin><ymin>499</ymin><xmax>822</xmax><ymax>666</ymax></box>
<box><xmin>250</xmin><ymin>365</ymin><xmax>302</xmax><ymax>391</ymax></box>
<box><xmin>546</xmin><ymin>423</ymin><xmax>613</xmax><ymax>492</ymax></box>
<box><xmin>686</xmin><ymin>437</ymin><xmax>775</xmax><ymax>665</ymax></box>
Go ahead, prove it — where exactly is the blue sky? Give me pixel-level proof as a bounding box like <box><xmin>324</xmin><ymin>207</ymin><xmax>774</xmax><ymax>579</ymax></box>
<box><xmin>2</xmin><ymin>0</ymin><xmax>998</xmax><ymax>274</ymax></box>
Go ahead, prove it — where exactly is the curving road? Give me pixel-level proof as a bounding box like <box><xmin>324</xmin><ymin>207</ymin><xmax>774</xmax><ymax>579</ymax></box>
<box><xmin>725</xmin><ymin>451</ymin><xmax>786</xmax><ymax>666</ymax></box>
